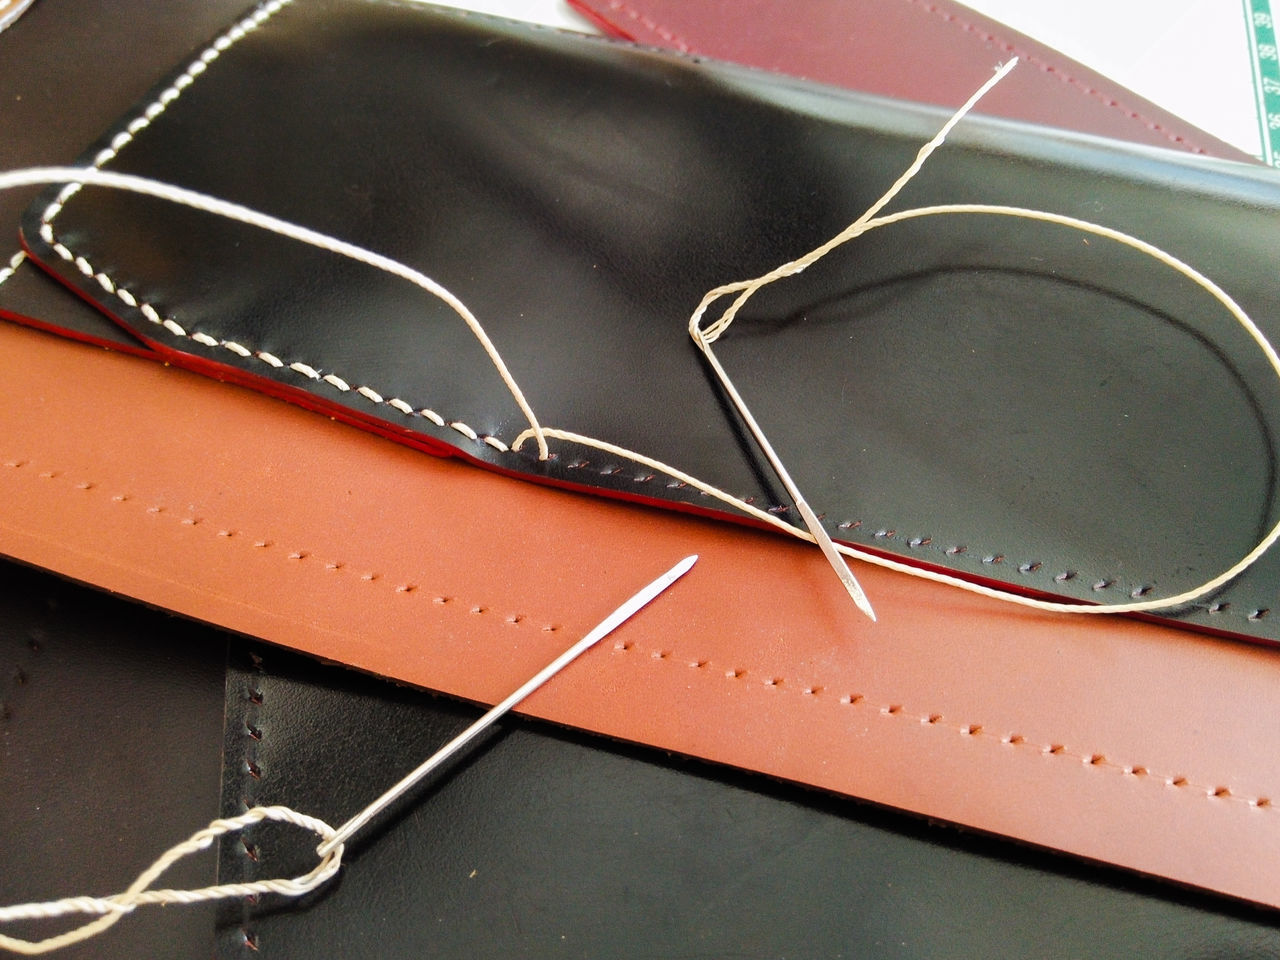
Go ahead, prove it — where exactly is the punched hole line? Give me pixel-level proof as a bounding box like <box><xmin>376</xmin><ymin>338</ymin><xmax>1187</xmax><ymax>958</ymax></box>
<box><xmin>316</xmin><ymin>552</ymin><xmax>698</xmax><ymax>857</ymax></box>
<box><xmin>0</xmin><ymin>166</ymin><xmax>550</xmax><ymax>460</ymax></box>
<box><xmin>0</xmin><ymin>556</ymin><xmax>696</xmax><ymax>956</ymax></box>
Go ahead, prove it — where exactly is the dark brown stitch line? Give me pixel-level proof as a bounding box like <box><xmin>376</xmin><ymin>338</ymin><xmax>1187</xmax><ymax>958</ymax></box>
<box><xmin>905</xmin><ymin>0</ymin><xmax>1208</xmax><ymax>154</ymax></box>
<box><xmin>2</xmin><ymin>455</ymin><xmax>558</xmax><ymax>632</ymax></box>
<box><xmin>240</xmin><ymin>659</ymin><xmax>264</xmax><ymax>893</ymax></box>
<box><xmin>5</xmin><ymin>451</ymin><xmax>1275</xmax><ymax>797</ymax></box>
<box><xmin>605</xmin><ymin>0</ymin><xmax>1205</xmax><ymax>152</ymax></box>
<box><xmin>612</xmin><ymin>638</ymin><xmax>1275</xmax><ymax>812</ymax></box>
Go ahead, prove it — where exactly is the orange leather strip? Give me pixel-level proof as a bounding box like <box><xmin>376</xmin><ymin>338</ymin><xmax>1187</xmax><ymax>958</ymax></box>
<box><xmin>1</xmin><ymin>320</ymin><xmax>1277</xmax><ymax>907</ymax></box>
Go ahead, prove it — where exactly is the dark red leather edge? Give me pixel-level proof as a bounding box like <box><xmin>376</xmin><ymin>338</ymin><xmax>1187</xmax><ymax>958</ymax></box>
<box><xmin>569</xmin><ymin>0</ymin><xmax>1256</xmax><ymax>162</ymax></box>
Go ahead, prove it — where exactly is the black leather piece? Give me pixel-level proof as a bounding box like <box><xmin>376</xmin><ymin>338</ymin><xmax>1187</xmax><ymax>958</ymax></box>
<box><xmin>0</xmin><ymin>0</ymin><xmax>246</xmax><ymax>350</ymax></box>
<box><xmin>216</xmin><ymin>641</ymin><xmax>1280</xmax><ymax>959</ymax></box>
<box><xmin>0</xmin><ymin>558</ymin><xmax>227</xmax><ymax>960</ymax></box>
<box><xmin>18</xmin><ymin>0</ymin><xmax>1280</xmax><ymax>642</ymax></box>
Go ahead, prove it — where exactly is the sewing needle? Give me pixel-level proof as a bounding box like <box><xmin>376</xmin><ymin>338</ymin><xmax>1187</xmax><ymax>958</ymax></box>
<box><xmin>317</xmin><ymin>553</ymin><xmax>699</xmax><ymax>856</ymax></box>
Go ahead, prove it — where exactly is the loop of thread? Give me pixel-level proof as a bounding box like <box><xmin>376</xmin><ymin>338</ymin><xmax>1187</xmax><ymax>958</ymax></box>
<box><xmin>0</xmin><ymin>806</ymin><xmax>341</xmax><ymax>955</ymax></box>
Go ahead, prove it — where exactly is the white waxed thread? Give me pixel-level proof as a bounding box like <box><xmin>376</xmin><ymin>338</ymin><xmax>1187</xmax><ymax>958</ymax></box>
<box><xmin>0</xmin><ymin>806</ymin><xmax>343</xmax><ymax>955</ymax></box>
<box><xmin>0</xmin><ymin>556</ymin><xmax>696</xmax><ymax>954</ymax></box>
<box><xmin>680</xmin><ymin>59</ymin><xmax>1019</xmax><ymax>620</ymax></box>
<box><xmin>4</xmin><ymin>165</ymin><xmax>550</xmax><ymax>460</ymax></box>
<box><xmin>316</xmin><ymin>554</ymin><xmax>697</xmax><ymax>856</ymax></box>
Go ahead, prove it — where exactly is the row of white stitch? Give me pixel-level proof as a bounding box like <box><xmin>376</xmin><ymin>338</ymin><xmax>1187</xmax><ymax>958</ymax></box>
<box><xmin>13</xmin><ymin>208</ymin><xmax>1279</xmax><ymax>611</ymax></box>
<box><xmin>0</xmin><ymin>250</ymin><xmax>23</xmax><ymax>287</ymax></box>
<box><xmin>40</xmin><ymin>0</ymin><xmax>294</xmax><ymax>228</ymax></box>
<box><xmin>42</xmin><ymin>215</ymin><xmax>502</xmax><ymax>452</ymax></box>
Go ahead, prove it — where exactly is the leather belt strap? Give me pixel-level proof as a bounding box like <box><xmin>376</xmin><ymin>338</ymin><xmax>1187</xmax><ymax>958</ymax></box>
<box><xmin>2</xmin><ymin>319</ymin><xmax>1276</xmax><ymax>908</ymax></box>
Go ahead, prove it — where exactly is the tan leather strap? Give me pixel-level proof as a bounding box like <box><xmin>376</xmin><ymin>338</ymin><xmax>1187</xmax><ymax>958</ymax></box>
<box><xmin>1</xmin><ymin>321</ymin><xmax>1276</xmax><ymax>908</ymax></box>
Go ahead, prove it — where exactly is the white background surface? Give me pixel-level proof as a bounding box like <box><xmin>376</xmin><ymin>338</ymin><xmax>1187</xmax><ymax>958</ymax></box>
<box><xmin>960</xmin><ymin>0</ymin><xmax>1262</xmax><ymax>156</ymax></box>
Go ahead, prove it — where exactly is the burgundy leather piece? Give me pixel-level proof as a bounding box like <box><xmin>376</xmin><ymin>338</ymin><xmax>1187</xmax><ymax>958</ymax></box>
<box><xmin>16</xmin><ymin>0</ymin><xmax>1280</xmax><ymax>643</ymax></box>
<box><xmin>569</xmin><ymin>0</ymin><xmax>1255</xmax><ymax>163</ymax></box>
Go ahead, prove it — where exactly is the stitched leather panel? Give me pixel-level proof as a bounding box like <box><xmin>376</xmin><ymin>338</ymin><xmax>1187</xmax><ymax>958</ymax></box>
<box><xmin>17</xmin><ymin>0</ymin><xmax>1280</xmax><ymax>642</ymax></box>
<box><xmin>215</xmin><ymin>643</ymin><xmax>1280</xmax><ymax>958</ymax></box>
<box><xmin>0</xmin><ymin>0</ymin><xmax>240</xmax><ymax>352</ymax></box>
<box><xmin>3</xmin><ymin>308</ymin><xmax>1278</xmax><ymax>907</ymax></box>
<box><xmin>4</xmin><ymin>0</ymin><xmax>1278</xmax><ymax>919</ymax></box>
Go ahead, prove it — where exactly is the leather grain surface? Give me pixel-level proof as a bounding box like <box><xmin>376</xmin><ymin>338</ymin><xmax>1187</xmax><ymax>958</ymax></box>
<box><xmin>215</xmin><ymin>643</ymin><xmax>1280</xmax><ymax>959</ymax></box>
<box><xmin>2</xmin><ymin>316</ymin><xmax>1279</xmax><ymax>908</ymax></box>
<box><xmin>18</xmin><ymin>0</ymin><xmax>1280</xmax><ymax>642</ymax></box>
<box><xmin>0</xmin><ymin>0</ymin><xmax>238</xmax><ymax>350</ymax></box>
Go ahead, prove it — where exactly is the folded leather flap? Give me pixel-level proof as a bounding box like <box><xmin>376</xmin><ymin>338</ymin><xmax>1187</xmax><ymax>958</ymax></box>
<box><xmin>14</xmin><ymin>0</ymin><xmax>1280</xmax><ymax>643</ymax></box>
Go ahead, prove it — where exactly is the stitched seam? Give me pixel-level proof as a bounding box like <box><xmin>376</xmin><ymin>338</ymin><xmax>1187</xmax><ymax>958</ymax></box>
<box><xmin>39</xmin><ymin>0</ymin><xmax>295</xmax><ymax>229</ymax></box>
<box><xmin>31</xmin><ymin>0</ymin><xmax>503</xmax><ymax>454</ymax></box>
<box><xmin>603</xmin><ymin>0</ymin><xmax>691</xmax><ymax>51</ymax></box>
<box><xmin>613</xmin><ymin>637</ymin><xmax>1275</xmax><ymax>812</ymax></box>
<box><xmin>37</xmin><ymin>221</ymin><xmax>506</xmax><ymax>452</ymax></box>
<box><xmin>237</xmin><ymin>652</ymin><xmax>264</xmax><ymax>953</ymax></box>
<box><xmin>23</xmin><ymin>221</ymin><xmax>1280</xmax><ymax>626</ymax></box>
<box><xmin>0</xmin><ymin>250</ymin><xmax>24</xmax><ymax>288</ymax></box>
<box><xmin>905</xmin><ymin>0</ymin><xmax>1208</xmax><ymax>154</ymax></box>
<box><xmin>3</xmin><ymin>452</ymin><xmax>1272</xmax><ymax>813</ymax></box>
<box><xmin>598</xmin><ymin>0</ymin><xmax>1205</xmax><ymax>152</ymax></box>
<box><xmin>28</xmin><ymin>219</ymin><xmax>1276</xmax><ymax>622</ymax></box>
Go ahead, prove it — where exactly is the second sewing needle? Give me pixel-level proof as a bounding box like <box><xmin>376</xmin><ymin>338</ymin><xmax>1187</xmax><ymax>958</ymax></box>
<box><xmin>317</xmin><ymin>553</ymin><xmax>699</xmax><ymax>857</ymax></box>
